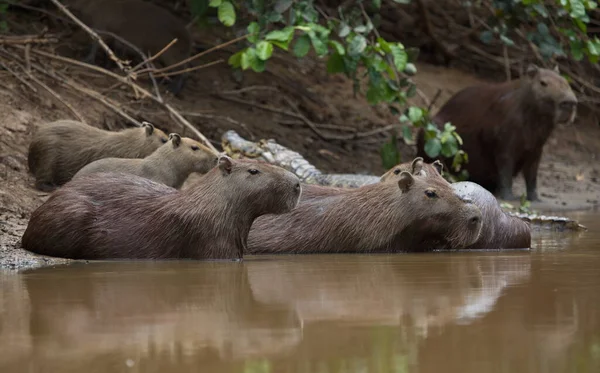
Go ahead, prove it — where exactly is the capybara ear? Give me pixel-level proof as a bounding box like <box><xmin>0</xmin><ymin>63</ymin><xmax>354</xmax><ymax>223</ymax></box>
<box><xmin>410</xmin><ymin>157</ymin><xmax>424</xmax><ymax>175</ymax></box>
<box><xmin>218</xmin><ymin>155</ymin><xmax>234</xmax><ymax>175</ymax></box>
<box><xmin>526</xmin><ymin>64</ymin><xmax>539</xmax><ymax>79</ymax></box>
<box><xmin>432</xmin><ymin>160</ymin><xmax>444</xmax><ymax>175</ymax></box>
<box><xmin>142</xmin><ymin>121</ymin><xmax>155</xmax><ymax>136</ymax></box>
<box><xmin>169</xmin><ymin>133</ymin><xmax>182</xmax><ymax>148</ymax></box>
<box><xmin>397</xmin><ymin>171</ymin><xmax>414</xmax><ymax>193</ymax></box>
<box><xmin>553</xmin><ymin>64</ymin><xmax>560</xmax><ymax>73</ymax></box>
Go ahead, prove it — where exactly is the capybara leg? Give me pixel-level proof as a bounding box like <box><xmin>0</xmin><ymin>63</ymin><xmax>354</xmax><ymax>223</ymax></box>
<box><xmin>167</xmin><ymin>73</ymin><xmax>187</xmax><ymax>96</ymax></box>
<box><xmin>496</xmin><ymin>161</ymin><xmax>516</xmax><ymax>200</ymax></box>
<box><xmin>35</xmin><ymin>180</ymin><xmax>57</xmax><ymax>193</ymax></box>
<box><xmin>84</xmin><ymin>42</ymin><xmax>99</xmax><ymax>64</ymax></box>
<box><xmin>523</xmin><ymin>153</ymin><xmax>542</xmax><ymax>202</ymax></box>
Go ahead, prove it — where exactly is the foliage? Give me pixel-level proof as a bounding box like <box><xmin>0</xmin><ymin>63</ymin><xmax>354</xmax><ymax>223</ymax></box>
<box><xmin>380</xmin><ymin>128</ymin><xmax>401</xmax><ymax>170</ymax></box>
<box><xmin>482</xmin><ymin>0</ymin><xmax>600</xmax><ymax>63</ymax></box>
<box><xmin>0</xmin><ymin>1</ymin><xmax>9</xmax><ymax>32</ymax></box>
<box><xmin>190</xmin><ymin>0</ymin><xmax>464</xmax><ymax>172</ymax></box>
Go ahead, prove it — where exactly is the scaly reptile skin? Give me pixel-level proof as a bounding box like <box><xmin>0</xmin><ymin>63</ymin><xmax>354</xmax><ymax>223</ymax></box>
<box><xmin>221</xmin><ymin>130</ymin><xmax>587</xmax><ymax>232</ymax></box>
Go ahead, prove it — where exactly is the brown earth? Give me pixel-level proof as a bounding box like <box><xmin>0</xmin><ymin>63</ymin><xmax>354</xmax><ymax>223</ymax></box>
<box><xmin>1</xmin><ymin>31</ymin><xmax>599</xmax><ymax>269</ymax></box>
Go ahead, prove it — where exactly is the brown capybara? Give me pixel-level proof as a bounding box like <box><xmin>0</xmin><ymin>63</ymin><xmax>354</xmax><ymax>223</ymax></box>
<box><xmin>28</xmin><ymin>120</ymin><xmax>168</xmax><ymax>191</ymax></box>
<box><xmin>73</xmin><ymin>133</ymin><xmax>218</xmax><ymax>189</ymax></box>
<box><xmin>416</xmin><ymin>64</ymin><xmax>578</xmax><ymax>201</ymax></box>
<box><xmin>21</xmin><ymin>156</ymin><xmax>302</xmax><ymax>261</ymax></box>
<box><xmin>247</xmin><ymin>160</ymin><xmax>483</xmax><ymax>254</ymax></box>
<box><xmin>65</xmin><ymin>0</ymin><xmax>192</xmax><ymax>94</ymax></box>
<box><xmin>382</xmin><ymin>160</ymin><xmax>531</xmax><ymax>250</ymax></box>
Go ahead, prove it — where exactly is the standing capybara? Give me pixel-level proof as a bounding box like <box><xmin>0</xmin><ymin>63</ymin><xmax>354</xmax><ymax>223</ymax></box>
<box><xmin>73</xmin><ymin>133</ymin><xmax>218</xmax><ymax>188</ymax></box>
<box><xmin>247</xmin><ymin>160</ymin><xmax>483</xmax><ymax>254</ymax></box>
<box><xmin>65</xmin><ymin>0</ymin><xmax>192</xmax><ymax>94</ymax></box>
<box><xmin>22</xmin><ymin>156</ymin><xmax>302</xmax><ymax>261</ymax></box>
<box><xmin>28</xmin><ymin>120</ymin><xmax>168</xmax><ymax>191</ymax></box>
<box><xmin>416</xmin><ymin>64</ymin><xmax>578</xmax><ymax>201</ymax></box>
<box><xmin>381</xmin><ymin>160</ymin><xmax>531</xmax><ymax>250</ymax></box>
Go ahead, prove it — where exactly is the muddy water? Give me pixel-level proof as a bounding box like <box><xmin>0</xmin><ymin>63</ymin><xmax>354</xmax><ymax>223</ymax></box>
<box><xmin>1</xmin><ymin>213</ymin><xmax>600</xmax><ymax>373</ymax></box>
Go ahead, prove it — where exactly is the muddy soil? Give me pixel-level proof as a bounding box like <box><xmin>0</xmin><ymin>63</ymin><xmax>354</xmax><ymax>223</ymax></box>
<box><xmin>1</xmin><ymin>28</ymin><xmax>599</xmax><ymax>269</ymax></box>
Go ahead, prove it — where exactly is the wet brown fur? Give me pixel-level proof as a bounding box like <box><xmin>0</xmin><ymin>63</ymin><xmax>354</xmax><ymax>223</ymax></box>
<box><xmin>247</xmin><ymin>159</ymin><xmax>483</xmax><ymax>254</ymax></box>
<box><xmin>74</xmin><ymin>133</ymin><xmax>218</xmax><ymax>189</ymax></box>
<box><xmin>416</xmin><ymin>64</ymin><xmax>578</xmax><ymax>201</ymax></box>
<box><xmin>28</xmin><ymin>120</ymin><xmax>168</xmax><ymax>191</ymax></box>
<box><xmin>382</xmin><ymin>160</ymin><xmax>531</xmax><ymax>250</ymax></box>
<box><xmin>22</xmin><ymin>157</ymin><xmax>302</xmax><ymax>261</ymax></box>
<box><xmin>66</xmin><ymin>0</ymin><xmax>192</xmax><ymax>94</ymax></box>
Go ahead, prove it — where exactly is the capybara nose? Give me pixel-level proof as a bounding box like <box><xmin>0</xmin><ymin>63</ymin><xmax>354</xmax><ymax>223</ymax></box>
<box><xmin>559</xmin><ymin>100</ymin><xmax>576</xmax><ymax>110</ymax></box>
<box><xmin>469</xmin><ymin>215</ymin><xmax>481</xmax><ymax>225</ymax></box>
<box><xmin>295</xmin><ymin>182</ymin><xmax>301</xmax><ymax>192</ymax></box>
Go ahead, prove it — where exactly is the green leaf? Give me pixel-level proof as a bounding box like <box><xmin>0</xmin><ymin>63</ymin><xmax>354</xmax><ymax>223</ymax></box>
<box><xmin>440</xmin><ymin>136</ymin><xmax>458</xmax><ymax>158</ymax></box>
<box><xmin>407</xmin><ymin>106</ymin><xmax>423</xmax><ymax>123</ymax></box>
<box><xmin>309</xmin><ymin>33</ymin><xmax>328</xmax><ymax>56</ymax></box>
<box><xmin>218</xmin><ymin>1</ymin><xmax>236</xmax><ymax>27</ymax></box>
<box><xmin>389</xmin><ymin>43</ymin><xmax>407</xmax><ymax>72</ymax></box>
<box><xmin>402</xmin><ymin>125</ymin><xmax>413</xmax><ymax>143</ymax></box>
<box><xmin>587</xmin><ymin>39</ymin><xmax>600</xmax><ymax>56</ymax></box>
<box><xmin>209</xmin><ymin>0</ymin><xmax>222</xmax><ymax>7</ymax></box>
<box><xmin>228</xmin><ymin>50</ymin><xmax>244</xmax><ymax>68</ymax></box>
<box><xmin>240</xmin><ymin>49</ymin><xmax>251</xmax><ymax>70</ymax></box>
<box><xmin>266</xmin><ymin>26</ymin><xmax>295</xmax><ymax>42</ymax></box>
<box><xmin>537</xmin><ymin>22</ymin><xmax>550</xmax><ymax>36</ymax></box>
<box><xmin>338</xmin><ymin>23</ymin><xmax>351</xmax><ymax>38</ymax></box>
<box><xmin>380</xmin><ymin>131</ymin><xmax>401</xmax><ymax>170</ymax></box>
<box><xmin>274</xmin><ymin>0</ymin><xmax>293</xmax><ymax>13</ymax></box>
<box><xmin>392</xmin><ymin>0</ymin><xmax>411</xmax><ymax>3</ymax></box>
<box><xmin>532</xmin><ymin>3</ymin><xmax>548</xmax><ymax>17</ymax></box>
<box><xmin>354</xmin><ymin>25</ymin><xmax>368</xmax><ymax>33</ymax></box>
<box><xmin>574</xmin><ymin>18</ymin><xmax>587</xmax><ymax>33</ymax></box>
<box><xmin>480</xmin><ymin>30</ymin><xmax>494</xmax><ymax>44</ymax></box>
<box><xmin>256</xmin><ymin>41</ymin><xmax>273</xmax><ymax>60</ymax></box>
<box><xmin>571</xmin><ymin>40</ymin><xmax>585</xmax><ymax>60</ymax></box>
<box><xmin>499</xmin><ymin>35</ymin><xmax>515</xmax><ymax>46</ymax></box>
<box><xmin>247</xmin><ymin>22</ymin><xmax>260</xmax><ymax>44</ymax></box>
<box><xmin>329</xmin><ymin>40</ymin><xmax>345</xmax><ymax>55</ymax></box>
<box><xmin>404</xmin><ymin>63</ymin><xmax>417</xmax><ymax>76</ymax></box>
<box><xmin>326</xmin><ymin>53</ymin><xmax>346</xmax><ymax>74</ymax></box>
<box><xmin>348</xmin><ymin>35</ymin><xmax>367</xmax><ymax>56</ymax></box>
<box><xmin>570</xmin><ymin>0</ymin><xmax>587</xmax><ymax>19</ymax></box>
<box><xmin>293</xmin><ymin>35</ymin><xmax>311</xmax><ymax>57</ymax></box>
<box><xmin>424</xmin><ymin>138</ymin><xmax>442</xmax><ymax>158</ymax></box>
<box><xmin>377</xmin><ymin>37</ymin><xmax>392</xmax><ymax>54</ymax></box>
<box><xmin>372</xmin><ymin>0</ymin><xmax>382</xmax><ymax>9</ymax></box>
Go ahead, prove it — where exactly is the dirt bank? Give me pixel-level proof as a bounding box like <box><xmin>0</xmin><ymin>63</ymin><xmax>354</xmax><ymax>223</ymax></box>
<box><xmin>1</xmin><ymin>54</ymin><xmax>599</xmax><ymax>269</ymax></box>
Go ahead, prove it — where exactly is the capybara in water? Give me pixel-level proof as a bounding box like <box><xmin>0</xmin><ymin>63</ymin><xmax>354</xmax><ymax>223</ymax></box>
<box><xmin>22</xmin><ymin>156</ymin><xmax>302</xmax><ymax>260</ymax></box>
<box><xmin>382</xmin><ymin>160</ymin><xmax>531</xmax><ymax>250</ymax></box>
<box><xmin>74</xmin><ymin>133</ymin><xmax>218</xmax><ymax>188</ymax></box>
<box><xmin>66</xmin><ymin>0</ymin><xmax>192</xmax><ymax>94</ymax></box>
<box><xmin>28</xmin><ymin>120</ymin><xmax>168</xmax><ymax>191</ymax></box>
<box><xmin>247</xmin><ymin>160</ymin><xmax>483</xmax><ymax>254</ymax></box>
<box><xmin>416</xmin><ymin>64</ymin><xmax>578</xmax><ymax>201</ymax></box>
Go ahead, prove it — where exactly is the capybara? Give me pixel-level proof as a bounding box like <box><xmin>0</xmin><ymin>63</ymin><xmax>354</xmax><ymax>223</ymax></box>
<box><xmin>382</xmin><ymin>160</ymin><xmax>531</xmax><ymax>250</ymax></box>
<box><xmin>22</xmin><ymin>156</ymin><xmax>302</xmax><ymax>261</ymax></box>
<box><xmin>73</xmin><ymin>133</ymin><xmax>218</xmax><ymax>188</ymax></box>
<box><xmin>28</xmin><ymin>120</ymin><xmax>168</xmax><ymax>191</ymax></box>
<box><xmin>416</xmin><ymin>64</ymin><xmax>578</xmax><ymax>201</ymax></box>
<box><xmin>65</xmin><ymin>0</ymin><xmax>192</xmax><ymax>94</ymax></box>
<box><xmin>247</xmin><ymin>160</ymin><xmax>483</xmax><ymax>254</ymax></box>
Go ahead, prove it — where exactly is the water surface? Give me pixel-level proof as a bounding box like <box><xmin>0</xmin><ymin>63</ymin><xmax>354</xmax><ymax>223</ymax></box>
<box><xmin>1</xmin><ymin>212</ymin><xmax>599</xmax><ymax>373</ymax></box>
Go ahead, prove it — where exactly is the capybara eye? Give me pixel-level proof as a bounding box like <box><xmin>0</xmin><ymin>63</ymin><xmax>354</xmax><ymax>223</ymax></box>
<box><xmin>248</xmin><ymin>169</ymin><xmax>260</xmax><ymax>175</ymax></box>
<box><xmin>540</xmin><ymin>80</ymin><xmax>548</xmax><ymax>87</ymax></box>
<box><xmin>393</xmin><ymin>169</ymin><xmax>401</xmax><ymax>175</ymax></box>
<box><xmin>191</xmin><ymin>145</ymin><xmax>199</xmax><ymax>151</ymax></box>
<box><xmin>161</xmin><ymin>138</ymin><xmax>168</xmax><ymax>144</ymax></box>
<box><xmin>425</xmin><ymin>190</ymin><xmax>437</xmax><ymax>198</ymax></box>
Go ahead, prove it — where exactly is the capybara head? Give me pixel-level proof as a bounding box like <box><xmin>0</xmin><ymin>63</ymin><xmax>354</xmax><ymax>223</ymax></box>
<box><xmin>380</xmin><ymin>157</ymin><xmax>444</xmax><ymax>182</ymax></box>
<box><xmin>394</xmin><ymin>169</ymin><xmax>483</xmax><ymax>249</ymax></box>
<box><xmin>526</xmin><ymin>64</ymin><xmax>577</xmax><ymax>125</ymax></box>
<box><xmin>217</xmin><ymin>156</ymin><xmax>302</xmax><ymax>216</ymax></box>
<box><xmin>141</xmin><ymin>121</ymin><xmax>170</xmax><ymax>147</ymax></box>
<box><xmin>165</xmin><ymin>133</ymin><xmax>219</xmax><ymax>174</ymax></box>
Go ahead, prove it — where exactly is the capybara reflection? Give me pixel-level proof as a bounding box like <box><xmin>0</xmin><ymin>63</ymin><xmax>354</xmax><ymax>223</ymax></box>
<box><xmin>248</xmin><ymin>161</ymin><xmax>482</xmax><ymax>253</ymax></box>
<box><xmin>74</xmin><ymin>133</ymin><xmax>218</xmax><ymax>189</ymax></box>
<box><xmin>65</xmin><ymin>0</ymin><xmax>192</xmax><ymax>94</ymax></box>
<box><xmin>382</xmin><ymin>159</ymin><xmax>531</xmax><ymax>249</ymax></box>
<box><xmin>416</xmin><ymin>64</ymin><xmax>578</xmax><ymax>201</ymax></box>
<box><xmin>22</xmin><ymin>156</ymin><xmax>302</xmax><ymax>260</ymax></box>
<box><xmin>28</xmin><ymin>120</ymin><xmax>168</xmax><ymax>191</ymax></box>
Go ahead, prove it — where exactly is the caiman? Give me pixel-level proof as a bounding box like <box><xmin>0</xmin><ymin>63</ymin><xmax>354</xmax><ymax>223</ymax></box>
<box><xmin>221</xmin><ymin>130</ymin><xmax>587</xmax><ymax>232</ymax></box>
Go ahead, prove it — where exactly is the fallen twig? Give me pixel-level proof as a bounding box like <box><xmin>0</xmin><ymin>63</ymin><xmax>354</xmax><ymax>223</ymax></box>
<box><xmin>0</xmin><ymin>35</ymin><xmax>59</xmax><ymax>45</ymax></box>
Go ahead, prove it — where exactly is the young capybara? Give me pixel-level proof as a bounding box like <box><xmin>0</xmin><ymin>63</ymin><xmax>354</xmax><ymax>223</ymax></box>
<box><xmin>28</xmin><ymin>120</ymin><xmax>168</xmax><ymax>191</ymax></box>
<box><xmin>73</xmin><ymin>133</ymin><xmax>218</xmax><ymax>189</ymax></box>
<box><xmin>247</xmin><ymin>159</ymin><xmax>483</xmax><ymax>254</ymax></box>
<box><xmin>65</xmin><ymin>0</ymin><xmax>192</xmax><ymax>94</ymax></box>
<box><xmin>416</xmin><ymin>64</ymin><xmax>578</xmax><ymax>201</ymax></box>
<box><xmin>382</xmin><ymin>160</ymin><xmax>531</xmax><ymax>250</ymax></box>
<box><xmin>21</xmin><ymin>156</ymin><xmax>302</xmax><ymax>261</ymax></box>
